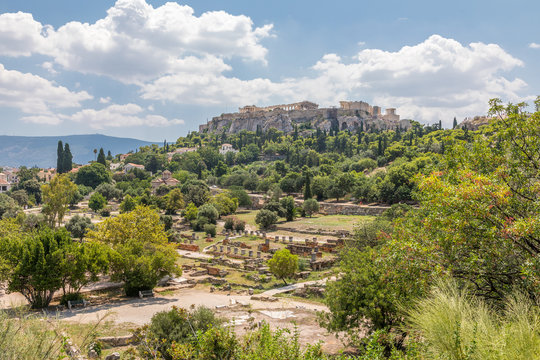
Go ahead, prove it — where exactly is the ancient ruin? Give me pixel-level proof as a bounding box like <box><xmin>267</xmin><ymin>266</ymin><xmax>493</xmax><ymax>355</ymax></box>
<box><xmin>199</xmin><ymin>100</ymin><xmax>410</xmax><ymax>135</ymax></box>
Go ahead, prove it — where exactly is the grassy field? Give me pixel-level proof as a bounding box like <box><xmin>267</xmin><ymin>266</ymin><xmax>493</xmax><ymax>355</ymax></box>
<box><xmin>278</xmin><ymin>214</ymin><xmax>375</xmax><ymax>232</ymax></box>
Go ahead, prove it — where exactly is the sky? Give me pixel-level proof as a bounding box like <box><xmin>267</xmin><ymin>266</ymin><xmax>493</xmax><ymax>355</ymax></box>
<box><xmin>0</xmin><ymin>0</ymin><xmax>538</xmax><ymax>141</ymax></box>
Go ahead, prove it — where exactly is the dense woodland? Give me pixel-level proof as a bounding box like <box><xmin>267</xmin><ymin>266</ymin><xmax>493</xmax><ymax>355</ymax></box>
<box><xmin>1</xmin><ymin>98</ymin><xmax>540</xmax><ymax>359</ymax></box>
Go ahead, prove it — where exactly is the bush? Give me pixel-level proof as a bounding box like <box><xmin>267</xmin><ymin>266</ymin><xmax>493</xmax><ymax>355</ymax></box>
<box><xmin>233</xmin><ymin>219</ymin><xmax>246</xmax><ymax>231</ymax></box>
<box><xmin>303</xmin><ymin>198</ymin><xmax>320</xmax><ymax>217</ymax></box>
<box><xmin>255</xmin><ymin>209</ymin><xmax>278</xmax><ymax>230</ymax></box>
<box><xmin>224</xmin><ymin>216</ymin><xmax>235</xmax><ymax>230</ymax></box>
<box><xmin>182</xmin><ymin>203</ymin><xmax>198</xmax><ymax>221</ymax></box>
<box><xmin>197</xmin><ymin>203</ymin><xmax>219</xmax><ymax>224</ymax></box>
<box><xmin>136</xmin><ymin>306</ymin><xmax>222</xmax><ymax>360</ymax></box>
<box><xmin>204</xmin><ymin>224</ymin><xmax>217</xmax><ymax>237</ymax></box>
<box><xmin>60</xmin><ymin>292</ymin><xmax>84</xmax><ymax>306</ymax></box>
<box><xmin>100</xmin><ymin>207</ymin><xmax>111</xmax><ymax>217</ymax></box>
<box><xmin>88</xmin><ymin>192</ymin><xmax>107</xmax><ymax>212</ymax></box>
<box><xmin>191</xmin><ymin>216</ymin><xmax>209</xmax><ymax>231</ymax></box>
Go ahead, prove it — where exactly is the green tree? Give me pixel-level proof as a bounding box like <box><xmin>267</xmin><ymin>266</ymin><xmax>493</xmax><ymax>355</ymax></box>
<box><xmin>120</xmin><ymin>194</ymin><xmax>137</xmax><ymax>213</ymax></box>
<box><xmin>0</xmin><ymin>194</ymin><xmax>21</xmax><ymax>219</ymax></box>
<box><xmin>280</xmin><ymin>196</ymin><xmax>296</xmax><ymax>221</ymax></box>
<box><xmin>302</xmin><ymin>198</ymin><xmax>319</xmax><ymax>217</ymax></box>
<box><xmin>57</xmin><ymin>140</ymin><xmax>64</xmax><ymax>173</ymax></box>
<box><xmin>210</xmin><ymin>193</ymin><xmax>238</xmax><ymax>217</ymax></box>
<box><xmin>97</xmin><ymin>148</ymin><xmax>106</xmax><ymax>166</ymax></box>
<box><xmin>95</xmin><ymin>183</ymin><xmax>123</xmax><ymax>201</ymax></box>
<box><xmin>452</xmin><ymin>116</ymin><xmax>458</xmax><ymax>129</ymax></box>
<box><xmin>86</xmin><ymin>206</ymin><xmax>181</xmax><ymax>296</ymax></box>
<box><xmin>75</xmin><ymin>163</ymin><xmax>111</xmax><ymax>188</ymax></box>
<box><xmin>63</xmin><ymin>143</ymin><xmax>73</xmax><ymax>173</ymax></box>
<box><xmin>88</xmin><ymin>192</ymin><xmax>107</xmax><ymax>212</ymax></box>
<box><xmin>182</xmin><ymin>203</ymin><xmax>198</xmax><ymax>221</ymax></box>
<box><xmin>267</xmin><ymin>249</ymin><xmax>298</xmax><ymax>285</ymax></box>
<box><xmin>65</xmin><ymin>215</ymin><xmax>95</xmax><ymax>240</ymax></box>
<box><xmin>255</xmin><ymin>209</ymin><xmax>278</xmax><ymax>230</ymax></box>
<box><xmin>303</xmin><ymin>168</ymin><xmax>312</xmax><ymax>199</ymax></box>
<box><xmin>197</xmin><ymin>203</ymin><xmax>219</xmax><ymax>224</ymax></box>
<box><xmin>165</xmin><ymin>188</ymin><xmax>184</xmax><ymax>215</ymax></box>
<box><xmin>42</xmin><ymin>174</ymin><xmax>78</xmax><ymax>227</ymax></box>
<box><xmin>9</xmin><ymin>189</ymin><xmax>29</xmax><ymax>207</ymax></box>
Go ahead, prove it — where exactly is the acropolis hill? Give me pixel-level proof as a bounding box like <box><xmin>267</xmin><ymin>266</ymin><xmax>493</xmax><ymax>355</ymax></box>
<box><xmin>199</xmin><ymin>100</ymin><xmax>412</xmax><ymax>134</ymax></box>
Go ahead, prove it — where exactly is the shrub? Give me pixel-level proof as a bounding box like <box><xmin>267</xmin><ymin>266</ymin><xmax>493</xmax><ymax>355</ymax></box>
<box><xmin>100</xmin><ymin>207</ymin><xmax>111</xmax><ymax>217</ymax></box>
<box><xmin>88</xmin><ymin>192</ymin><xmax>107</xmax><ymax>212</ymax></box>
<box><xmin>197</xmin><ymin>204</ymin><xmax>219</xmax><ymax>224</ymax></box>
<box><xmin>224</xmin><ymin>216</ymin><xmax>235</xmax><ymax>230</ymax></box>
<box><xmin>233</xmin><ymin>219</ymin><xmax>246</xmax><ymax>231</ymax></box>
<box><xmin>204</xmin><ymin>224</ymin><xmax>217</xmax><ymax>237</ymax></box>
<box><xmin>255</xmin><ymin>209</ymin><xmax>278</xmax><ymax>230</ymax></box>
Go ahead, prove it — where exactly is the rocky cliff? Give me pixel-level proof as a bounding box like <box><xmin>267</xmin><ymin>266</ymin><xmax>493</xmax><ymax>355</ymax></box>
<box><xmin>200</xmin><ymin>107</ymin><xmax>411</xmax><ymax>134</ymax></box>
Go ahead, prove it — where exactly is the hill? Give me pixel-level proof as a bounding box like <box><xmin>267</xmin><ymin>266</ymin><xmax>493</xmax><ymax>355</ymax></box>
<box><xmin>0</xmin><ymin>134</ymin><xmax>157</xmax><ymax>168</ymax></box>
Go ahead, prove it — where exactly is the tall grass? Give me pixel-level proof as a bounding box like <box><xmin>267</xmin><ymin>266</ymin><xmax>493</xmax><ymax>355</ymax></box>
<box><xmin>0</xmin><ymin>310</ymin><xmax>65</xmax><ymax>359</ymax></box>
<box><xmin>406</xmin><ymin>281</ymin><xmax>540</xmax><ymax>360</ymax></box>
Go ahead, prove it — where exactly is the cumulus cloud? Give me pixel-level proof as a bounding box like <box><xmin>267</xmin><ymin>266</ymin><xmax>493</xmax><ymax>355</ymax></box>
<box><xmin>141</xmin><ymin>35</ymin><xmax>527</xmax><ymax>125</ymax></box>
<box><xmin>529</xmin><ymin>42</ymin><xmax>540</xmax><ymax>49</ymax></box>
<box><xmin>0</xmin><ymin>0</ymin><xmax>272</xmax><ymax>83</ymax></box>
<box><xmin>0</xmin><ymin>63</ymin><xmax>91</xmax><ymax>116</ymax></box>
<box><xmin>69</xmin><ymin>103</ymin><xmax>184</xmax><ymax>129</ymax></box>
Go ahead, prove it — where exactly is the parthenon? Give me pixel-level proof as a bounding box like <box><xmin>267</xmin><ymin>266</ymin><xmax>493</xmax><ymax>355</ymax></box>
<box><xmin>239</xmin><ymin>101</ymin><xmax>319</xmax><ymax>113</ymax></box>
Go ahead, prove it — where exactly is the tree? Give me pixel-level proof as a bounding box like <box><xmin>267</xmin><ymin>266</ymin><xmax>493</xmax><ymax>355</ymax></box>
<box><xmin>181</xmin><ymin>180</ymin><xmax>210</xmax><ymax>207</ymax></box>
<box><xmin>452</xmin><ymin>116</ymin><xmax>458</xmax><ymax>129</ymax></box>
<box><xmin>227</xmin><ymin>187</ymin><xmax>251</xmax><ymax>207</ymax></box>
<box><xmin>303</xmin><ymin>168</ymin><xmax>312</xmax><ymax>200</ymax></box>
<box><xmin>182</xmin><ymin>203</ymin><xmax>198</xmax><ymax>221</ymax></box>
<box><xmin>203</xmin><ymin>223</ymin><xmax>217</xmax><ymax>237</ymax></box>
<box><xmin>267</xmin><ymin>249</ymin><xmax>298</xmax><ymax>285</ymax></box>
<box><xmin>57</xmin><ymin>140</ymin><xmax>64</xmax><ymax>174</ymax></box>
<box><xmin>120</xmin><ymin>194</ymin><xmax>137</xmax><ymax>213</ymax></box>
<box><xmin>9</xmin><ymin>190</ymin><xmax>28</xmax><ymax>207</ymax></box>
<box><xmin>88</xmin><ymin>192</ymin><xmax>107</xmax><ymax>212</ymax></box>
<box><xmin>42</xmin><ymin>175</ymin><xmax>78</xmax><ymax>227</ymax></box>
<box><xmin>165</xmin><ymin>188</ymin><xmax>184</xmax><ymax>215</ymax></box>
<box><xmin>96</xmin><ymin>148</ymin><xmax>106</xmax><ymax>166</ymax></box>
<box><xmin>280</xmin><ymin>196</ymin><xmax>296</xmax><ymax>222</ymax></box>
<box><xmin>75</xmin><ymin>163</ymin><xmax>111</xmax><ymax>188</ymax></box>
<box><xmin>0</xmin><ymin>194</ymin><xmax>21</xmax><ymax>219</ymax></box>
<box><xmin>65</xmin><ymin>215</ymin><xmax>94</xmax><ymax>240</ymax></box>
<box><xmin>63</xmin><ymin>143</ymin><xmax>73</xmax><ymax>173</ymax></box>
<box><xmin>197</xmin><ymin>203</ymin><xmax>219</xmax><ymax>224</ymax></box>
<box><xmin>95</xmin><ymin>183</ymin><xmax>123</xmax><ymax>201</ymax></box>
<box><xmin>210</xmin><ymin>193</ymin><xmax>238</xmax><ymax>217</ymax></box>
<box><xmin>303</xmin><ymin>198</ymin><xmax>319</xmax><ymax>217</ymax></box>
<box><xmin>86</xmin><ymin>206</ymin><xmax>180</xmax><ymax>296</ymax></box>
<box><xmin>255</xmin><ymin>209</ymin><xmax>278</xmax><ymax>230</ymax></box>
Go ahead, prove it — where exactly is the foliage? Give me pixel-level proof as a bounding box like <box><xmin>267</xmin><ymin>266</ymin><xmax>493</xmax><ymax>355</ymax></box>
<box><xmin>197</xmin><ymin>203</ymin><xmax>219</xmax><ymax>224</ymax></box>
<box><xmin>255</xmin><ymin>209</ymin><xmax>278</xmax><ymax>230</ymax></box>
<box><xmin>120</xmin><ymin>194</ymin><xmax>137</xmax><ymax>213</ymax></box>
<box><xmin>181</xmin><ymin>180</ymin><xmax>210</xmax><ymax>207</ymax></box>
<box><xmin>211</xmin><ymin>193</ymin><xmax>238</xmax><ymax>217</ymax></box>
<box><xmin>65</xmin><ymin>214</ymin><xmax>95</xmax><ymax>240</ymax></box>
<box><xmin>203</xmin><ymin>223</ymin><xmax>217</xmax><ymax>237</ymax></box>
<box><xmin>9</xmin><ymin>189</ymin><xmax>29</xmax><ymax>207</ymax></box>
<box><xmin>227</xmin><ymin>187</ymin><xmax>252</xmax><ymax>207</ymax></box>
<box><xmin>303</xmin><ymin>198</ymin><xmax>319</xmax><ymax>217</ymax></box>
<box><xmin>88</xmin><ymin>192</ymin><xmax>107</xmax><ymax>212</ymax></box>
<box><xmin>407</xmin><ymin>281</ymin><xmax>540</xmax><ymax>360</ymax></box>
<box><xmin>280</xmin><ymin>196</ymin><xmax>296</xmax><ymax>221</ymax></box>
<box><xmin>165</xmin><ymin>188</ymin><xmax>185</xmax><ymax>215</ymax></box>
<box><xmin>135</xmin><ymin>306</ymin><xmax>222</xmax><ymax>360</ymax></box>
<box><xmin>267</xmin><ymin>248</ymin><xmax>298</xmax><ymax>285</ymax></box>
<box><xmin>87</xmin><ymin>206</ymin><xmax>180</xmax><ymax>296</ymax></box>
<box><xmin>95</xmin><ymin>183</ymin><xmax>123</xmax><ymax>201</ymax></box>
<box><xmin>97</xmin><ymin>147</ymin><xmax>106</xmax><ymax>166</ymax></box>
<box><xmin>75</xmin><ymin>162</ymin><xmax>111</xmax><ymax>188</ymax></box>
<box><xmin>182</xmin><ymin>202</ymin><xmax>198</xmax><ymax>222</ymax></box>
<box><xmin>41</xmin><ymin>174</ymin><xmax>78</xmax><ymax>227</ymax></box>
<box><xmin>0</xmin><ymin>193</ymin><xmax>21</xmax><ymax>219</ymax></box>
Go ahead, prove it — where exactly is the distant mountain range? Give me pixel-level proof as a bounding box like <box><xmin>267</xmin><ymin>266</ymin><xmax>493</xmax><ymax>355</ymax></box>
<box><xmin>0</xmin><ymin>134</ymin><xmax>158</xmax><ymax>168</ymax></box>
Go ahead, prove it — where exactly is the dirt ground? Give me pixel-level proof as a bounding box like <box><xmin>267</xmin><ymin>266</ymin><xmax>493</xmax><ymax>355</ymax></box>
<box><xmin>54</xmin><ymin>286</ymin><xmax>344</xmax><ymax>354</ymax></box>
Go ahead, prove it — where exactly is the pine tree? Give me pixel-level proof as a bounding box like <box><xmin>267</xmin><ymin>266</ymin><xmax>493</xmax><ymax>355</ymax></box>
<box><xmin>63</xmin><ymin>143</ymin><xmax>73</xmax><ymax>173</ymax></box>
<box><xmin>453</xmin><ymin>117</ymin><xmax>458</xmax><ymax>129</ymax></box>
<box><xmin>97</xmin><ymin>148</ymin><xmax>106</xmax><ymax>166</ymax></box>
<box><xmin>57</xmin><ymin>141</ymin><xmax>64</xmax><ymax>173</ymax></box>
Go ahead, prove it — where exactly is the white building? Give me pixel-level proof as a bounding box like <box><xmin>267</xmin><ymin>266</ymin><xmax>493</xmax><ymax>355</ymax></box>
<box><xmin>124</xmin><ymin>163</ymin><xmax>145</xmax><ymax>173</ymax></box>
<box><xmin>219</xmin><ymin>143</ymin><xmax>238</xmax><ymax>155</ymax></box>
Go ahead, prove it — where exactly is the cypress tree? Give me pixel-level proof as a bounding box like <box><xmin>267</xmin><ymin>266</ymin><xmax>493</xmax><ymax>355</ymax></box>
<box><xmin>453</xmin><ymin>117</ymin><xmax>458</xmax><ymax>129</ymax></box>
<box><xmin>97</xmin><ymin>148</ymin><xmax>106</xmax><ymax>165</ymax></box>
<box><xmin>303</xmin><ymin>171</ymin><xmax>312</xmax><ymax>200</ymax></box>
<box><xmin>438</xmin><ymin>120</ymin><xmax>442</xmax><ymax>130</ymax></box>
<box><xmin>57</xmin><ymin>141</ymin><xmax>64</xmax><ymax>173</ymax></box>
<box><xmin>63</xmin><ymin>143</ymin><xmax>73</xmax><ymax>173</ymax></box>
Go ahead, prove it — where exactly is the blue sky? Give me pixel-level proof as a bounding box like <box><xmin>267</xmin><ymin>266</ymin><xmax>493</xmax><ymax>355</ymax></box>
<box><xmin>0</xmin><ymin>0</ymin><xmax>538</xmax><ymax>141</ymax></box>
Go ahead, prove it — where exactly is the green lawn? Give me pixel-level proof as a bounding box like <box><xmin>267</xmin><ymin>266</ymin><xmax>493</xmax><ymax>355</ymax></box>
<box><xmin>279</xmin><ymin>214</ymin><xmax>375</xmax><ymax>232</ymax></box>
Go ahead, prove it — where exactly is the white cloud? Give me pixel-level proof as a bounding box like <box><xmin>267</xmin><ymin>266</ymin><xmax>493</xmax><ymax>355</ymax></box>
<box><xmin>99</xmin><ymin>97</ymin><xmax>111</xmax><ymax>104</ymax></box>
<box><xmin>0</xmin><ymin>63</ymin><xmax>91</xmax><ymax>115</ymax></box>
<box><xmin>529</xmin><ymin>42</ymin><xmax>540</xmax><ymax>49</ymax></box>
<box><xmin>20</xmin><ymin>114</ymin><xmax>62</xmax><ymax>125</ymax></box>
<box><xmin>69</xmin><ymin>103</ymin><xmax>184</xmax><ymax>129</ymax></box>
<box><xmin>141</xmin><ymin>35</ymin><xmax>527</xmax><ymax>125</ymax></box>
<box><xmin>0</xmin><ymin>0</ymin><xmax>272</xmax><ymax>84</ymax></box>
